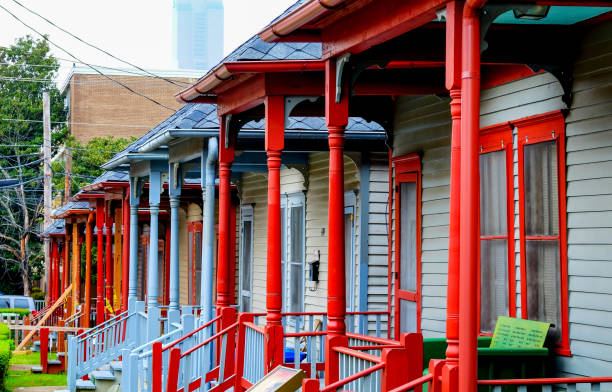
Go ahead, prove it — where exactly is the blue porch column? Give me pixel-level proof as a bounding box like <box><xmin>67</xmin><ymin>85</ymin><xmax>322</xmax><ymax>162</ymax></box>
<box><xmin>128</xmin><ymin>176</ymin><xmax>142</xmax><ymax>309</ymax></box>
<box><xmin>200</xmin><ymin>137</ymin><xmax>218</xmax><ymax>322</ymax></box>
<box><xmin>168</xmin><ymin>163</ymin><xmax>182</xmax><ymax>325</ymax></box>
<box><xmin>147</xmin><ymin>169</ymin><xmax>162</xmax><ymax>341</ymax></box>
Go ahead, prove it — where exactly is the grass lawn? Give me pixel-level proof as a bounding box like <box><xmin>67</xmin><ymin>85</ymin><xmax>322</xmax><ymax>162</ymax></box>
<box><xmin>9</xmin><ymin>352</ymin><xmax>56</xmax><ymax>365</ymax></box>
<box><xmin>5</xmin><ymin>370</ymin><xmax>66</xmax><ymax>390</ymax></box>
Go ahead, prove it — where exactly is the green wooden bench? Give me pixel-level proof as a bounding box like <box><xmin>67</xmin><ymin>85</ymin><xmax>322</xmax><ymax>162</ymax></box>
<box><xmin>422</xmin><ymin>317</ymin><xmax>552</xmax><ymax>392</ymax></box>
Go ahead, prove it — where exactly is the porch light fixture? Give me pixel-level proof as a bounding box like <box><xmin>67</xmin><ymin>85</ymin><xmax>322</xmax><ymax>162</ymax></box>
<box><xmin>513</xmin><ymin>5</ymin><xmax>550</xmax><ymax>20</ymax></box>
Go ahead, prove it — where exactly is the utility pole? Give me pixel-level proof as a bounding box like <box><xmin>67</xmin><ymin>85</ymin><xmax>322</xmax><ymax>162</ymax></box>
<box><xmin>43</xmin><ymin>91</ymin><xmax>51</xmax><ymax>301</ymax></box>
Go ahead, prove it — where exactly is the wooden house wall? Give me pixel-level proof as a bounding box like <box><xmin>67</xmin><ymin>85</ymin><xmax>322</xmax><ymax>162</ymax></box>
<box><xmin>556</xmin><ymin>20</ymin><xmax>612</xmax><ymax>377</ymax></box>
<box><xmin>390</xmin><ymin>20</ymin><xmax>612</xmax><ymax>377</ymax></box>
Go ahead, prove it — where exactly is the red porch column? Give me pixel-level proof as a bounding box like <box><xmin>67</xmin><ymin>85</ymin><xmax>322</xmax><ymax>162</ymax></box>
<box><xmin>444</xmin><ymin>2</ymin><xmax>463</xmax><ymax>389</ymax></box>
<box><xmin>121</xmin><ymin>190</ymin><xmax>130</xmax><ymax>312</ymax></box>
<box><xmin>325</xmin><ymin>58</ymin><xmax>349</xmax><ymax>386</ymax></box>
<box><xmin>217</xmin><ymin>116</ymin><xmax>234</xmax><ymax>309</ymax></box>
<box><xmin>264</xmin><ymin>96</ymin><xmax>285</xmax><ymax>371</ymax></box>
<box><xmin>72</xmin><ymin>222</ymin><xmax>80</xmax><ymax>317</ymax></box>
<box><xmin>63</xmin><ymin>231</ymin><xmax>69</xmax><ymax>293</ymax></box>
<box><xmin>96</xmin><ymin>199</ymin><xmax>105</xmax><ymax>324</ymax></box>
<box><xmin>105</xmin><ymin>202</ymin><xmax>114</xmax><ymax>315</ymax></box>
<box><xmin>52</xmin><ymin>239</ymin><xmax>60</xmax><ymax>302</ymax></box>
<box><xmin>459</xmin><ymin>3</ymin><xmax>483</xmax><ymax>392</ymax></box>
<box><xmin>84</xmin><ymin>212</ymin><xmax>93</xmax><ymax>328</ymax></box>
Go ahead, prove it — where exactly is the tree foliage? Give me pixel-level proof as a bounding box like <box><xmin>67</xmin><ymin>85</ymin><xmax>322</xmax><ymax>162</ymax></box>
<box><xmin>0</xmin><ymin>36</ymin><xmax>67</xmax><ymax>295</ymax></box>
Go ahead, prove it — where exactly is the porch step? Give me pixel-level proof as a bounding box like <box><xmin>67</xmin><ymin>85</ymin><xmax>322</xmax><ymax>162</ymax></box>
<box><xmin>75</xmin><ymin>379</ymin><xmax>96</xmax><ymax>391</ymax></box>
<box><xmin>47</xmin><ymin>359</ymin><xmax>64</xmax><ymax>374</ymax></box>
<box><xmin>91</xmin><ymin>370</ymin><xmax>117</xmax><ymax>392</ymax></box>
<box><xmin>31</xmin><ymin>365</ymin><xmax>43</xmax><ymax>373</ymax></box>
<box><xmin>109</xmin><ymin>361</ymin><xmax>122</xmax><ymax>381</ymax></box>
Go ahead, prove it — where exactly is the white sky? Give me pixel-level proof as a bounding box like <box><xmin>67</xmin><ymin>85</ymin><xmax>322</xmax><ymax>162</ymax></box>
<box><xmin>0</xmin><ymin>0</ymin><xmax>295</xmax><ymax>82</ymax></box>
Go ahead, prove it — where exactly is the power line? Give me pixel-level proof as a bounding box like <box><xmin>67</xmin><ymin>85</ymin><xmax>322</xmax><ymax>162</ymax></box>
<box><xmin>0</xmin><ymin>3</ymin><xmax>177</xmax><ymax>113</ymax></box>
<box><xmin>0</xmin><ymin>117</ymin><xmax>155</xmax><ymax>129</ymax></box>
<box><xmin>0</xmin><ymin>157</ymin><xmax>43</xmax><ymax>170</ymax></box>
<box><xmin>9</xmin><ymin>0</ymin><xmax>191</xmax><ymax>89</ymax></box>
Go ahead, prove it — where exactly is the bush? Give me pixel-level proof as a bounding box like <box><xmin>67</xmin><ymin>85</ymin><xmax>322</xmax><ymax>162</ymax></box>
<box><xmin>0</xmin><ymin>339</ymin><xmax>11</xmax><ymax>391</ymax></box>
<box><xmin>0</xmin><ymin>324</ymin><xmax>7</xmax><ymax>341</ymax></box>
<box><xmin>0</xmin><ymin>309</ymin><xmax>30</xmax><ymax>316</ymax></box>
<box><xmin>30</xmin><ymin>288</ymin><xmax>45</xmax><ymax>301</ymax></box>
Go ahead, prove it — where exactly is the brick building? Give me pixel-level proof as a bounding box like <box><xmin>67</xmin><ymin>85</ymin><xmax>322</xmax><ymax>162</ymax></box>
<box><xmin>61</xmin><ymin>66</ymin><xmax>202</xmax><ymax>143</ymax></box>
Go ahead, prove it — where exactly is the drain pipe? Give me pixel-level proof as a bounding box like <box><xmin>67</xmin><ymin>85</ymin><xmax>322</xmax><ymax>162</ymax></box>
<box><xmin>458</xmin><ymin>1</ymin><xmax>486</xmax><ymax>392</ymax></box>
<box><xmin>200</xmin><ymin>137</ymin><xmax>218</xmax><ymax>322</ymax></box>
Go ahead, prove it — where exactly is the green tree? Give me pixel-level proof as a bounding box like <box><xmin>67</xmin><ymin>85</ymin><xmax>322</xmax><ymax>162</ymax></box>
<box><xmin>0</xmin><ymin>35</ymin><xmax>66</xmax><ymax>295</ymax></box>
<box><xmin>53</xmin><ymin>135</ymin><xmax>134</xmax><ymax>193</ymax></box>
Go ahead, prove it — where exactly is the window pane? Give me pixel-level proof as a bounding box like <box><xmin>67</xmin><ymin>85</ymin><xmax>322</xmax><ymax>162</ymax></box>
<box><xmin>290</xmin><ymin>206</ymin><xmax>304</xmax><ymax>263</ymax></box>
<box><xmin>526</xmin><ymin>240</ymin><xmax>561</xmax><ymax>333</ymax></box>
<box><xmin>241</xmin><ymin>221</ymin><xmax>252</xmax><ymax>291</ymax></box>
<box><xmin>480</xmin><ymin>150</ymin><xmax>507</xmax><ymax>236</ymax></box>
<box><xmin>345</xmin><ymin>212</ymin><xmax>353</xmax><ymax>310</ymax></box>
<box><xmin>289</xmin><ymin>263</ymin><xmax>303</xmax><ymax>313</ymax></box>
<box><xmin>400</xmin><ymin>182</ymin><xmax>417</xmax><ymax>292</ymax></box>
<box><xmin>480</xmin><ymin>239</ymin><xmax>509</xmax><ymax>333</ymax></box>
<box><xmin>242</xmin><ymin>296</ymin><xmax>251</xmax><ymax>313</ymax></box>
<box><xmin>400</xmin><ymin>299</ymin><xmax>417</xmax><ymax>333</ymax></box>
<box><xmin>524</xmin><ymin>141</ymin><xmax>559</xmax><ymax>236</ymax></box>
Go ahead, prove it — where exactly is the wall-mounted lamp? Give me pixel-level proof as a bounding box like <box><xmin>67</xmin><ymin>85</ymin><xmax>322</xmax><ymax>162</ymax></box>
<box><xmin>513</xmin><ymin>5</ymin><xmax>550</xmax><ymax>20</ymax></box>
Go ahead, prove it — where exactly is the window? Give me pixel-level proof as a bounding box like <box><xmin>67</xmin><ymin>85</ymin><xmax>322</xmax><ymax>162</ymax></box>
<box><xmin>393</xmin><ymin>154</ymin><xmax>421</xmax><ymax>337</ymax></box>
<box><xmin>478</xmin><ymin>125</ymin><xmax>516</xmax><ymax>334</ymax></box>
<box><xmin>345</xmin><ymin>191</ymin><xmax>357</xmax><ymax>313</ymax></box>
<box><xmin>516</xmin><ymin>111</ymin><xmax>568</xmax><ymax>353</ymax></box>
<box><xmin>281</xmin><ymin>193</ymin><xmax>305</xmax><ymax>318</ymax></box>
<box><xmin>187</xmin><ymin>222</ymin><xmax>203</xmax><ymax>306</ymax></box>
<box><xmin>239</xmin><ymin>205</ymin><xmax>254</xmax><ymax>312</ymax></box>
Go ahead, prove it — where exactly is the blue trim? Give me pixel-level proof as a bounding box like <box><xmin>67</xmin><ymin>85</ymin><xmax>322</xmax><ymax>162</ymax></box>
<box><xmin>358</xmin><ymin>152</ymin><xmax>370</xmax><ymax>334</ymax></box>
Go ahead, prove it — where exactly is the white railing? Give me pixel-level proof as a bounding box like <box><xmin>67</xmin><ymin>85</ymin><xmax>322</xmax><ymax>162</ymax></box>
<box><xmin>337</xmin><ymin>347</ymin><xmax>383</xmax><ymax>392</ymax></box>
<box><xmin>67</xmin><ymin>302</ymin><xmax>145</xmax><ymax>392</ymax></box>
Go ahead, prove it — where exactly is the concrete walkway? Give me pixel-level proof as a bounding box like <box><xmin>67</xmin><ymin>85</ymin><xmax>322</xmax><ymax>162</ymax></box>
<box><xmin>13</xmin><ymin>387</ymin><xmax>66</xmax><ymax>392</ymax></box>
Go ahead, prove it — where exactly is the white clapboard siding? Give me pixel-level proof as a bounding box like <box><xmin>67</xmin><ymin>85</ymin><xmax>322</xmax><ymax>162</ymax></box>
<box><xmin>367</xmin><ymin>153</ymin><xmax>390</xmax><ymax>335</ymax></box>
<box><xmin>556</xmin><ymin>20</ymin><xmax>612</xmax><ymax>378</ymax></box>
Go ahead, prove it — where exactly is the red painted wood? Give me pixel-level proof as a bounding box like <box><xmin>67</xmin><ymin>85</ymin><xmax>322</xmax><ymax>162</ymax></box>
<box><xmin>229</xmin><ymin>204</ymin><xmax>237</xmax><ymax>306</ymax></box>
<box><xmin>217</xmin><ymin>117</ymin><xmax>234</xmax><ymax>309</ymax></box>
<box><xmin>458</xmin><ymin>3</ymin><xmax>485</xmax><ymax>392</ymax></box>
<box><xmin>302</xmin><ymin>378</ymin><xmax>321</xmax><ymax>392</ymax></box>
<box><xmin>105</xmin><ymin>202</ymin><xmax>114</xmax><ymax>316</ymax></box>
<box><xmin>515</xmin><ymin>110</ymin><xmax>569</xmax><ymax>355</ymax></box>
<box><xmin>40</xmin><ymin>327</ymin><xmax>49</xmax><ymax>373</ymax></box>
<box><xmin>84</xmin><ymin>213</ymin><xmax>93</xmax><ymax>329</ymax></box>
<box><xmin>321</xmin><ymin>0</ymin><xmax>449</xmax><ymax>59</ymax></box>
<box><xmin>324</xmin><ymin>58</ymin><xmax>349</xmax><ymax>386</ymax></box>
<box><xmin>264</xmin><ymin>95</ymin><xmax>285</xmax><ymax>372</ymax></box>
<box><xmin>393</xmin><ymin>156</ymin><xmax>422</xmax><ymax>338</ymax></box>
<box><xmin>166</xmin><ymin>347</ymin><xmax>181</xmax><ymax>392</ymax></box>
<box><xmin>152</xmin><ymin>342</ymin><xmax>162</xmax><ymax>392</ymax></box>
<box><xmin>445</xmin><ymin>4</ymin><xmax>462</xmax><ymax>379</ymax></box>
<box><xmin>96</xmin><ymin>199</ymin><xmax>105</xmax><ymax>324</ymax></box>
<box><xmin>387</xmin><ymin>150</ymin><xmax>394</xmax><ymax>340</ymax></box>
<box><xmin>121</xmin><ymin>191</ymin><xmax>130</xmax><ymax>312</ymax></box>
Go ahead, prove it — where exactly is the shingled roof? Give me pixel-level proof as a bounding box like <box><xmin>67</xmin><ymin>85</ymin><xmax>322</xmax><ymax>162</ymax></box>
<box><xmin>40</xmin><ymin>219</ymin><xmax>65</xmax><ymax>237</ymax></box>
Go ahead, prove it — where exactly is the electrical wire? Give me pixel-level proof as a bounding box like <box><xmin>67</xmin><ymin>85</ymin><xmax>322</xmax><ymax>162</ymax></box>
<box><xmin>0</xmin><ymin>3</ymin><xmax>177</xmax><ymax>113</ymax></box>
<box><xmin>0</xmin><ymin>175</ymin><xmax>42</xmax><ymax>188</ymax></box>
<box><xmin>1</xmin><ymin>117</ymin><xmax>166</xmax><ymax>128</ymax></box>
<box><xmin>0</xmin><ymin>157</ymin><xmax>43</xmax><ymax>169</ymax></box>
<box><xmin>9</xmin><ymin>0</ymin><xmax>192</xmax><ymax>89</ymax></box>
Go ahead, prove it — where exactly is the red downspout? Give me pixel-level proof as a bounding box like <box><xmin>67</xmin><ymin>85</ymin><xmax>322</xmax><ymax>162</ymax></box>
<box><xmin>121</xmin><ymin>190</ymin><xmax>130</xmax><ymax>312</ymax></box>
<box><xmin>96</xmin><ymin>199</ymin><xmax>105</xmax><ymax>324</ymax></box>
<box><xmin>459</xmin><ymin>1</ymin><xmax>485</xmax><ymax>392</ymax></box>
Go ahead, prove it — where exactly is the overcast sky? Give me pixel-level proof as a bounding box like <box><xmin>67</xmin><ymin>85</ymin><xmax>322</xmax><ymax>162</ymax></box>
<box><xmin>0</xmin><ymin>0</ymin><xmax>295</xmax><ymax>82</ymax></box>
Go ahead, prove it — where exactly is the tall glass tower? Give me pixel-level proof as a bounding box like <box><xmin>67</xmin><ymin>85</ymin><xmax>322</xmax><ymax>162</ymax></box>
<box><xmin>173</xmin><ymin>0</ymin><xmax>224</xmax><ymax>70</ymax></box>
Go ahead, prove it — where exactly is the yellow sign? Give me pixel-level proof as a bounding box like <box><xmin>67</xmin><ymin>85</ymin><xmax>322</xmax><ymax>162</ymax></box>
<box><xmin>246</xmin><ymin>366</ymin><xmax>305</xmax><ymax>392</ymax></box>
<box><xmin>490</xmin><ymin>316</ymin><xmax>550</xmax><ymax>349</ymax></box>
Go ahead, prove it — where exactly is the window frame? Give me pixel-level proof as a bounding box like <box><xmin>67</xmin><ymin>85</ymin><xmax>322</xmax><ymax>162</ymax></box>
<box><xmin>515</xmin><ymin>110</ymin><xmax>569</xmax><ymax>355</ymax></box>
<box><xmin>344</xmin><ymin>191</ymin><xmax>357</xmax><ymax>313</ymax></box>
<box><xmin>187</xmin><ymin>221</ymin><xmax>203</xmax><ymax>306</ymax></box>
<box><xmin>478</xmin><ymin>123</ymin><xmax>517</xmax><ymax>334</ymax></box>
<box><xmin>239</xmin><ymin>205</ymin><xmax>254</xmax><ymax>313</ymax></box>
<box><xmin>281</xmin><ymin>192</ymin><xmax>306</xmax><ymax>320</ymax></box>
<box><xmin>392</xmin><ymin>153</ymin><xmax>422</xmax><ymax>338</ymax></box>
